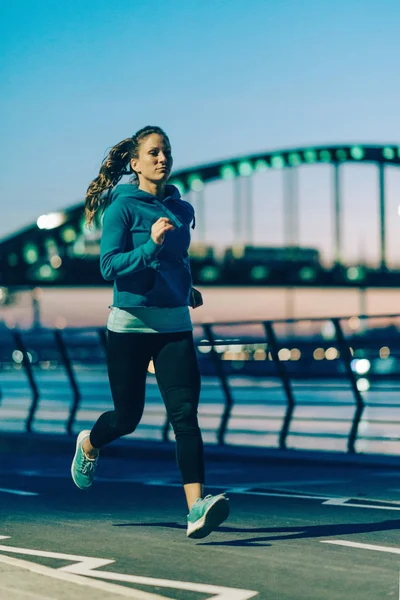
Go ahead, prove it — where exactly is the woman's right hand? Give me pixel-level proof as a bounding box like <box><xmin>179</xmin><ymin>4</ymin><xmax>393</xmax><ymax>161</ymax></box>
<box><xmin>151</xmin><ymin>217</ymin><xmax>175</xmax><ymax>246</ymax></box>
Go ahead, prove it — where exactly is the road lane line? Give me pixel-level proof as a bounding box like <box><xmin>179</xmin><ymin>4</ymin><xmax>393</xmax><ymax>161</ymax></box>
<box><xmin>65</xmin><ymin>566</ymin><xmax>259</xmax><ymax>600</ymax></box>
<box><xmin>0</xmin><ymin>554</ymin><xmax>169</xmax><ymax>599</ymax></box>
<box><xmin>0</xmin><ymin>488</ymin><xmax>38</xmax><ymax>496</ymax></box>
<box><xmin>322</xmin><ymin>497</ymin><xmax>400</xmax><ymax>510</ymax></box>
<box><xmin>321</xmin><ymin>540</ymin><xmax>400</xmax><ymax>555</ymax></box>
<box><xmin>0</xmin><ymin>537</ymin><xmax>259</xmax><ymax>600</ymax></box>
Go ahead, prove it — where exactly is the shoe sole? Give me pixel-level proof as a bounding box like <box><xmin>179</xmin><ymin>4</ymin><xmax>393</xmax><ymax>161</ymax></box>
<box><xmin>71</xmin><ymin>430</ymin><xmax>92</xmax><ymax>490</ymax></box>
<box><xmin>187</xmin><ymin>496</ymin><xmax>230</xmax><ymax>539</ymax></box>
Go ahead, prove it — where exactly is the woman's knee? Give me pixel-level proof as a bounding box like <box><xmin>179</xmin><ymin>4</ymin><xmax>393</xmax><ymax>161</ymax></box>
<box><xmin>113</xmin><ymin>413</ymin><xmax>141</xmax><ymax>436</ymax></box>
<box><xmin>168</xmin><ymin>400</ymin><xmax>199</xmax><ymax>433</ymax></box>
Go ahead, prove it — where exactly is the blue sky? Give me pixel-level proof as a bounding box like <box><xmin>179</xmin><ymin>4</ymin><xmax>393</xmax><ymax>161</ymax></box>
<box><xmin>2</xmin><ymin>0</ymin><xmax>400</xmax><ymax>263</ymax></box>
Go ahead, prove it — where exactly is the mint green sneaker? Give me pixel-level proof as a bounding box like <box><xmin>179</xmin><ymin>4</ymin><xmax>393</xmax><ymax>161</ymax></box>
<box><xmin>71</xmin><ymin>430</ymin><xmax>98</xmax><ymax>490</ymax></box>
<box><xmin>187</xmin><ymin>494</ymin><xmax>230</xmax><ymax>539</ymax></box>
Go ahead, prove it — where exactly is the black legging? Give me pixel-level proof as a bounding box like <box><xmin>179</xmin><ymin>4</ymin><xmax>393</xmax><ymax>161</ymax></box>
<box><xmin>90</xmin><ymin>329</ymin><xmax>204</xmax><ymax>484</ymax></box>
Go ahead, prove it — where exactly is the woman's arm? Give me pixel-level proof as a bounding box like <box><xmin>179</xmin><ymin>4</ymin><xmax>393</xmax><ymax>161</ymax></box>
<box><xmin>100</xmin><ymin>200</ymin><xmax>163</xmax><ymax>281</ymax></box>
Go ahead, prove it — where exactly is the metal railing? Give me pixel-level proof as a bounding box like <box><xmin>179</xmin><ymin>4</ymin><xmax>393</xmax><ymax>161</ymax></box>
<box><xmin>1</xmin><ymin>313</ymin><xmax>400</xmax><ymax>455</ymax></box>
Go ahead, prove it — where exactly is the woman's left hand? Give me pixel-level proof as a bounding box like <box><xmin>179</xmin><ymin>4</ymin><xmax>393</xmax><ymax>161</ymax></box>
<box><xmin>190</xmin><ymin>287</ymin><xmax>203</xmax><ymax>309</ymax></box>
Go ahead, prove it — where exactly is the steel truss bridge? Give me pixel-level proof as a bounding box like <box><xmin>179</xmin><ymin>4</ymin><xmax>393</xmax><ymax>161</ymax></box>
<box><xmin>1</xmin><ymin>143</ymin><xmax>400</xmax><ymax>290</ymax></box>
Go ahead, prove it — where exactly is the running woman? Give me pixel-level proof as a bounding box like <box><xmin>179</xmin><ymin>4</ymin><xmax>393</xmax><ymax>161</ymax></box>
<box><xmin>71</xmin><ymin>125</ymin><xmax>229</xmax><ymax>539</ymax></box>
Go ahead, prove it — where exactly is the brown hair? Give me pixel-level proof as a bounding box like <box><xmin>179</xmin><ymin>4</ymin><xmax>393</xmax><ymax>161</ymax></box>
<box><xmin>84</xmin><ymin>125</ymin><xmax>170</xmax><ymax>226</ymax></box>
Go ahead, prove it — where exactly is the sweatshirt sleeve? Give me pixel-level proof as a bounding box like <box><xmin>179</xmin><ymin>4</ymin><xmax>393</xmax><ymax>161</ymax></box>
<box><xmin>100</xmin><ymin>199</ymin><xmax>163</xmax><ymax>282</ymax></box>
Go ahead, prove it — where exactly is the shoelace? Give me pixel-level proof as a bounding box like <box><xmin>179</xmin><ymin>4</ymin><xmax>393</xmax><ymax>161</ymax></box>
<box><xmin>81</xmin><ymin>456</ymin><xmax>97</xmax><ymax>475</ymax></box>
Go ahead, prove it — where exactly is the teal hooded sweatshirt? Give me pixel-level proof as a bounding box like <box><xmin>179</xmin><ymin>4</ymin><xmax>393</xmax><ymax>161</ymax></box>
<box><xmin>100</xmin><ymin>183</ymin><xmax>196</xmax><ymax>308</ymax></box>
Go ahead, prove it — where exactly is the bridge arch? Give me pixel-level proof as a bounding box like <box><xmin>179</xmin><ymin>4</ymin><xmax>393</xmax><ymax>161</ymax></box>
<box><xmin>0</xmin><ymin>143</ymin><xmax>399</xmax><ymax>288</ymax></box>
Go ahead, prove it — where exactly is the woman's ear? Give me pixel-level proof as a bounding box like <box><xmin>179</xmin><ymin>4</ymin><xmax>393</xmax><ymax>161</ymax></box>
<box><xmin>130</xmin><ymin>158</ymin><xmax>140</xmax><ymax>174</ymax></box>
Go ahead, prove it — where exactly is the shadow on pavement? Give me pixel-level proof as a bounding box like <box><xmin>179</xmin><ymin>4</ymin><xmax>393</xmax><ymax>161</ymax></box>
<box><xmin>113</xmin><ymin>519</ymin><xmax>400</xmax><ymax>547</ymax></box>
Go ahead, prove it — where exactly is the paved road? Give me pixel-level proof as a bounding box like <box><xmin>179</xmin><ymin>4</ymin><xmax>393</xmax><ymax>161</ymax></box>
<box><xmin>0</xmin><ymin>437</ymin><xmax>399</xmax><ymax>600</ymax></box>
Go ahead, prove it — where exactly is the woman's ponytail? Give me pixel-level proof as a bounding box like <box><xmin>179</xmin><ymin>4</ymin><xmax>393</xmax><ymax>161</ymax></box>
<box><xmin>84</xmin><ymin>138</ymin><xmax>133</xmax><ymax>227</ymax></box>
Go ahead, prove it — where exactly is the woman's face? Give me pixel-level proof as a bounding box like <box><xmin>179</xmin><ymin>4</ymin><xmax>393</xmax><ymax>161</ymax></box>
<box><xmin>131</xmin><ymin>134</ymin><xmax>173</xmax><ymax>184</ymax></box>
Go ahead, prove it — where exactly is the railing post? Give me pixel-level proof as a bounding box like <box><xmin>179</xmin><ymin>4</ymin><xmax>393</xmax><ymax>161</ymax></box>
<box><xmin>203</xmin><ymin>324</ymin><xmax>234</xmax><ymax>445</ymax></box>
<box><xmin>14</xmin><ymin>331</ymin><xmax>40</xmax><ymax>432</ymax></box>
<box><xmin>332</xmin><ymin>318</ymin><xmax>365</xmax><ymax>453</ymax></box>
<box><xmin>263</xmin><ymin>321</ymin><xmax>296</xmax><ymax>450</ymax></box>
<box><xmin>54</xmin><ymin>330</ymin><xmax>81</xmax><ymax>435</ymax></box>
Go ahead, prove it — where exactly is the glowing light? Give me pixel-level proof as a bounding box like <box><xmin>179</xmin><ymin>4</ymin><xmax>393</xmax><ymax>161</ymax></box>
<box><xmin>37</xmin><ymin>212</ymin><xmax>66</xmax><ymax>230</ymax></box>
<box><xmin>255</xmin><ymin>159</ymin><xmax>269</xmax><ymax>172</ymax></box>
<box><xmin>383</xmin><ymin>147</ymin><xmax>395</xmax><ymax>160</ymax></box>
<box><xmin>61</xmin><ymin>227</ymin><xmax>77</xmax><ymax>243</ymax></box>
<box><xmin>278</xmin><ymin>348</ymin><xmax>291</xmax><ymax>361</ymax></box>
<box><xmin>320</xmin><ymin>150</ymin><xmax>331</xmax><ymax>162</ymax></box>
<box><xmin>147</xmin><ymin>360</ymin><xmax>155</xmax><ymax>374</ymax></box>
<box><xmin>220</xmin><ymin>165</ymin><xmax>236</xmax><ymax>180</ymax></box>
<box><xmin>73</xmin><ymin>238</ymin><xmax>86</xmax><ymax>256</ymax></box>
<box><xmin>350</xmin><ymin>146</ymin><xmax>364</xmax><ymax>160</ymax></box>
<box><xmin>379</xmin><ymin>346</ymin><xmax>390</xmax><ymax>359</ymax></box>
<box><xmin>348</xmin><ymin>316</ymin><xmax>361</xmax><ymax>330</ymax></box>
<box><xmin>271</xmin><ymin>155</ymin><xmax>285</xmax><ymax>169</ymax></box>
<box><xmin>335</xmin><ymin>149</ymin><xmax>347</xmax><ymax>161</ymax></box>
<box><xmin>50</xmin><ymin>255</ymin><xmax>62</xmax><ymax>269</ymax></box>
<box><xmin>357</xmin><ymin>359</ymin><xmax>371</xmax><ymax>374</ymax></box>
<box><xmin>304</xmin><ymin>149</ymin><xmax>317</xmax><ymax>163</ymax></box>
<box><xmin>352</xmin><ymin>358</ymin><xmax>371</xmax><ymax>375</ymax></box>
<box><xmin>253</xmin><ymin>349</ymin><xmax>266</xmax><ymax>360</ymax></box>
<box><xmin>346</xmin><ymin>266</ymin><xmax>365</xmax><ymax>281</ymax></box>
<box><xmin>198</xmin><ymin>266</ymin><xmax>220</xmax><ymax>282</ymax></box>
<box><xmin>12</xmin><ymin>350</ymin><xmax>23</xmax><ymax>364</ymax></box>
<box><xmin>290</xmin><ymin>348</ymin><xmax>301</xmax><ymax>361</ymax></box>
<box><xmin>321</xmin><ymin>322</ymin><xmax>335</xmax><ymax>339</ymax></box>
<box><xmin>250</xmin><ymin>266</ymin><xmax>269</xmax><ymax>280</ymax></box>
<box><xmin>313</xmin><ymin>348</ymin><xmax>325</xmax><ymax>360</ymax></box>
<box><xmin>188</xmin><ymin>174</ymin><xmax>204</xmax><ymax>192</ymax></box>
<box><xmin>39</xmin><ymin>265</ymin><xmax>53</xmax><ymax>279</ymax></box>
<box><xmin>288</xmin><ymin>153</ymin><xmax>302</xmax><ymax>166</ymax></box>
<box><xmin>23</xmin><ymin>244</ymin><xmax>39</xmax><ymax>264</ymax></box>
<box><xmin>325</xmin><ymin>347</ymin><xmax>339</xmax><ymax>360</ymax></box>
<box><xmin>238</xmin><ymin>161</ymin><xmax>253</xmax><ymax>176</ymax></box>
<box><xmin>357</xmin><ymin>378</ymin><xmax>370</xmax><ymax>392</ymax></box>
<box><xmin>198</xmin><ymin>346</ymin><xmax>212</xmax><ymax>354</ymax></box>
<box><xmin>299</xmin><ymin>267</ymin><xmax>316</xmax><ymax>281</ymax></box>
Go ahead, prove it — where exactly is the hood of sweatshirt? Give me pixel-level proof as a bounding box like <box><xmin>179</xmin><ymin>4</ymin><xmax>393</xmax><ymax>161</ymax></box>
<box><xmin>108</xmin><ymin>183</ymin><xmax>194</xmax><ymax>230</ymax></box>
<box><xmin>111</xmin><ymin>183</ymin><xmax>180</xmax><ymax>204</ymax></box>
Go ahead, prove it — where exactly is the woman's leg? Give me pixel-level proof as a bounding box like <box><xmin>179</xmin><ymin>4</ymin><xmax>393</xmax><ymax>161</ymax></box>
<box><xmin>152</xmin><ymin>331</ymin><xmax>204</xmax><ymax>509</ymax></box>
<box><xmin>89</xmin><ymin>330</ymin><xmax>152</xmax><ymax>449</ymax></box>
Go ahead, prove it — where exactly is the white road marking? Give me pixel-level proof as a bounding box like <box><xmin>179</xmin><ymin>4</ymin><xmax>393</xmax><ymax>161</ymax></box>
<box><xmin>252</xmin><ymin>479</ymin><xmax>350</xmax><ymax>487</ymax></box>
<box><xmin>0</xmin><ymin>488</ymin><xmax>38</xmax><ymax>496</ymax></box>
<box><xmin>0</xmin><ymin>554</ymin><xmax>167</xmax><ymax>599</ymax></box>
<box><xmin>0</xmin><ymin>537</ymin><xmax>259</xmax><ymax>600</ymax></box>
<box><xmin>322</xmin><ymin>497</ymin><xmax>400</xmax><ymax>511</ymax></box>
<box><xmin>321</xmin><ymin>540</ymin><xmax>400</xmax><ymax>555</ymax></box>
